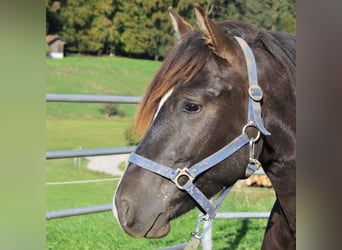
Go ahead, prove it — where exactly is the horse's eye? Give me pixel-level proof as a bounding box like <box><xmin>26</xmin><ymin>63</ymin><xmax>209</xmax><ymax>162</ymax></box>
<box><xmin>184</xmin><ymin>102</ymin><xmax>202</xmax><ymax>113</ymax></box>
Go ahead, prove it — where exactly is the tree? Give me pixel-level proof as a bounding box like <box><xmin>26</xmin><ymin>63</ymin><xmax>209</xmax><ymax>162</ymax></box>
<box><xmin>46</xmin><ymin>0</ymin><xmax>64</xmax><ymax>34</ymax></box>
<box><xmin>142</xmin><ymin>1</ymin><xmax>175</xmax><ymax>60</ymax></box>
<box><xmin>113</xmin><ymin>0</ymin><xmax>176</xmax><ymax>60</ymax></box>
<box><xmin>60</xmin><ymin>0</ymin><xmax>116</xmax><ymax>54</ymax></box>
<box><xmin>46</xmin><ymin>0</ymin><xmax>296</xmax><ymax>57</ymax></box>
<box><xmin>202</xmin><ymin>0</ymin><xmax>295</xmax><ymax>32</ymax></box>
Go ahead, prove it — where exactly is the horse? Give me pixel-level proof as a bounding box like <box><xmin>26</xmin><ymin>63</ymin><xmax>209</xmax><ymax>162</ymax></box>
<box><xmin>113</xmin><ymin>4</ymin><xmax>295</xmax><ymax>249</ymax></box>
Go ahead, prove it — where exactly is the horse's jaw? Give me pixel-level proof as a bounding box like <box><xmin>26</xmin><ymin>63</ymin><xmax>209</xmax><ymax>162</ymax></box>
<box><xmin>143</xmin><ymin>212</ymin><xmax>171</xmax><ymax>238</ymax></box>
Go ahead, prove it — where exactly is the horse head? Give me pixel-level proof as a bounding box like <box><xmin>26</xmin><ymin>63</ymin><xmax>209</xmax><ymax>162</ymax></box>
<box><xmin>113</xmin><ymin>5</ymin><xmax>265</xmax><ymax>239</ymax></box>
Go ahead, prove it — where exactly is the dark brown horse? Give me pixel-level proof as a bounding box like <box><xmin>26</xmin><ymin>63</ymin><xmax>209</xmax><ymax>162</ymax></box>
<box><xmin>114</xmin><ymin>4</ymin><xmax>295</xmax><ymax>249</ymax></box>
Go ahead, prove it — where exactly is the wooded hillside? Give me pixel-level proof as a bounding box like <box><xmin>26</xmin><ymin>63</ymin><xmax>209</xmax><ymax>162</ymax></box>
<box><xmin>46</xmin><ymin>0</ymin><xmax>296</xmax><ymax>59</ymax></box>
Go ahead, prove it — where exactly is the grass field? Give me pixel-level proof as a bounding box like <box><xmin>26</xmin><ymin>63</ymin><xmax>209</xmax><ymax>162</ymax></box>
<box><xmin>46</xmin><ymin>56</ymin><xmax>275</xmax><ymax>249</ymax></box>
<box><xmin>46</xmin><ymin>117</ymin><xmax>132</xmax><ymax>150</ymax></box>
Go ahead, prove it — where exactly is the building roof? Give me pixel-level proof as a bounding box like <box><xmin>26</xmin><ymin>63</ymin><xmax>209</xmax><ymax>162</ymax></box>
<box><xmin>46</xmin><ymin>35</ymin><xmax>65</xmax><ymax>45</ymax></box>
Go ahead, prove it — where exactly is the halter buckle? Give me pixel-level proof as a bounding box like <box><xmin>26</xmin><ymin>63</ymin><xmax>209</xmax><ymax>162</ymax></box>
<box><xmin>249</xmin><ymin>84</ymin><xmax>263</xmax><ymax>102</ymax></box>
<box><xmin>172</xmin><ymin>168</ymin><xmax>194</xmax><ymax>190</ymax></box>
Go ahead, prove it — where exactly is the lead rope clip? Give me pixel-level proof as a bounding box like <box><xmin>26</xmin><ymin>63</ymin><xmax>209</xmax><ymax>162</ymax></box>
<box><xmin>184</xmin><ymin>214</ymin><xmax>211</xmax><ymax>250</ymax></box>
<box><xmin>245</xmin><ymin>137</ymin><xmax>262</xmax><ymax>177</ymax></box>
<box><xmin>249</xmin><ymin>138</ymin><xmax>262</xmax><ymax>168</ymax></box>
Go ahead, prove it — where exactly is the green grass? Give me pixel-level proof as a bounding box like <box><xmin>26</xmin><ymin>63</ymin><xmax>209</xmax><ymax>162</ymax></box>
<box><xmin>46</xmin><ymin>56</ymin><xmax>276</xmax><ymax>249</ymax></box>
<box><xmin>47</xmin><ymin>56</ymin><xmax>160</xmax><ymax>96</ymax></box>
<box><xmin>46</xmin><ymin>117</ymin><xmax>133</xmax><ymax>150</ymax></box>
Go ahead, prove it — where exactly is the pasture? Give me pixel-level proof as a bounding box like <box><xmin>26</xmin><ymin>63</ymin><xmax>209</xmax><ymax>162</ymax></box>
<box><xmin>46</xmin><ymin>56</ymin><xmax>275</xmax><ymax>249</ymax></box>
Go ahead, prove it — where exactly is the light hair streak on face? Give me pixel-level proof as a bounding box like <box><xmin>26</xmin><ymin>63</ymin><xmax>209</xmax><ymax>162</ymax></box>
<box><xmin>153</xmin><ymin>88</ymin><xmax>174</xmax><ymax>121</ymax></box>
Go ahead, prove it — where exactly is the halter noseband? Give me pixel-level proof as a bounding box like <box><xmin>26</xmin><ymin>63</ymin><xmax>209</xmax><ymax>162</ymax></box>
<box><xmin>127</xmin><ymin>36</ymin><xmax>271</xmax><ymax>220</ymax></box>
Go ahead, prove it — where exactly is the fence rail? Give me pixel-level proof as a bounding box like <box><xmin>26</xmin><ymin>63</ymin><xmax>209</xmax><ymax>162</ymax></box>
<box><xmin>46</xmin><ymin>93</ymin><xmax>141</xmax><ymax>104</ymax></box>
<box><xmin>46</xmin><ymin>146</ymin><xmax>136</xmax><ymax>159</ymax></box>
<box><xmin>46</xmin><ymin>178</ymin><xmax>120</xmax><ymax>186</ymax></box>
<box><xmin>46</xmin><ymin>201</ymin><xmax>270</xmax><ymax>221</ymax></box>
<box><xmin>46</xmin><ymin>204</ymin><xmax>113</xmax><ymax>220</ymax></box>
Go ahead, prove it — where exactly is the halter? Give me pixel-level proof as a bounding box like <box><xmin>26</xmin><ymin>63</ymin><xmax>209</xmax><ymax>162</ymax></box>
<box><xmin>127</xmin><ymin>36</ymin><xmax>271</xmax><ymax>224</ymax></box>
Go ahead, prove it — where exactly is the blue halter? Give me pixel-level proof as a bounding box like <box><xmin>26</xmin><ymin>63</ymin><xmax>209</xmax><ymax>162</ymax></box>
<box><xmin>127</xmin><ymin>36</ymin><xmax>271</xmax><ymax>220</ymax></box>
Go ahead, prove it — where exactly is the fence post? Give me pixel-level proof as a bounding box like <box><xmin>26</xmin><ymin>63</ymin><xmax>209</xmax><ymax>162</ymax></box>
<box><xmin>73</xmin><ymin>147</ymin><xmax>82</xmax><ymax>167</ymax></box>
<box><xmin>202</xmin><ymin>220</ymin><xmax>212</xmax><ymax>250</ymax></box>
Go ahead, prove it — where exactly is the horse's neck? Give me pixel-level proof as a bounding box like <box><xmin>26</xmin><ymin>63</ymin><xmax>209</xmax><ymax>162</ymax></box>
<box><xmin>256</xmin><ymin>46</ymin><xmax>296</xmax><ymax>227</ymax></box>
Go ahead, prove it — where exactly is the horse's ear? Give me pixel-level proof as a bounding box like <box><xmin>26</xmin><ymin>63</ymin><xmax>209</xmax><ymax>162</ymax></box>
<box><xmin>168</xmin><ymin>7</ymin><xmax>194</xmax><ymax>39</ymax></box>
<box><xmin>194</xmin><ymin>3</ymin><xmax>238</xmax><ymax>63</ymax></box>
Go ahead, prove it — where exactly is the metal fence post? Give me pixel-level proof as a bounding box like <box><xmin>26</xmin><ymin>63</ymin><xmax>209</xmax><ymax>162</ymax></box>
<box><xmin>202</xmin><ymin>220</ymin><xmax>212</xmax><ymax>250</ymax></box>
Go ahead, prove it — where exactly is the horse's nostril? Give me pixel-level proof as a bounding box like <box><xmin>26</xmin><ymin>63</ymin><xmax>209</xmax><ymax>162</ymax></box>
<box><xmin>119</xmin><ymin>200</ymin><xmax>135</xmax><ymax>227</ymax></box>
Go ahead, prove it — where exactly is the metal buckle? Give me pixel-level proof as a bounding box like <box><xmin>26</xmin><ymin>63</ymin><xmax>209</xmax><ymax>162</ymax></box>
<box><xmin>172</xmin><ymin>168</ymin><xmax>194</xmax><ymax>190</ymax></box>
<box><xmin>248</xmin><ymin>84</ymin><xmax>263</xmax><ymax>101</ymax></box>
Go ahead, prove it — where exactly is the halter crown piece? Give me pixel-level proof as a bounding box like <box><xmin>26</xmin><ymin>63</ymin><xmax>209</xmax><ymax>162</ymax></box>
<box><xmin>128</xmin><ymin>36</ymin><xmax>271</xmax><ymax>224</ymax></box>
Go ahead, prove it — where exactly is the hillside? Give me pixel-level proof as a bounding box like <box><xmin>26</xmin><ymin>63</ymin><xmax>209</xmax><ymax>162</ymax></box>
<box><xmin>47</xmin><ymin>56</ymin><xmax>161</xmax><ymax>118</ymax></box>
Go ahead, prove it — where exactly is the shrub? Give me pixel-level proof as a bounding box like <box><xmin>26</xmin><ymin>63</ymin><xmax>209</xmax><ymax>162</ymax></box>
<box><xmin>101</xmin><ymin>104</ymin><xmax>125</xmax><ymax>117</ymax></box>
<box><xmin>125</xmin><ymin>126</ymin><xmax>139</xmax><ymax>146</ymax></box>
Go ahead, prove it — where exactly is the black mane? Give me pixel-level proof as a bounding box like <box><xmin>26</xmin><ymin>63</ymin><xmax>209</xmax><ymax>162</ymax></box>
<box><xmin>218</xmin><ymin>21</ymin><xmax>295</xmax><ymax>77</ymax></box>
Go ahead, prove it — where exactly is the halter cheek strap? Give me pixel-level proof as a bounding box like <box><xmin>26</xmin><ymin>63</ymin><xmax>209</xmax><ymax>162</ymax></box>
<box><xmin>127</xmin><ymin>36</ymin><xmax>271</xmax><ymax>220</ymax></box>
<box><xmin>235</xmin><ymin>36</ymin><xmax>270</xmax><ymax>136</ymax></box>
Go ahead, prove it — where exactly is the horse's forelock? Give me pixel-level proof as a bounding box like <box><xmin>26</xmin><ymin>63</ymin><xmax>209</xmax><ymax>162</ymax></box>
<box><xmin>133</xmin><ymin>33</ymin><xmax>211</xmax><ymax>139</ymax></box>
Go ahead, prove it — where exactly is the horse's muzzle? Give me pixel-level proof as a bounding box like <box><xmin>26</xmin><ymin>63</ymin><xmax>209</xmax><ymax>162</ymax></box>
<box><xmin>114</xmin><ymin>185</ymin><xmax>171</xmax><ymax>238</ymax></box>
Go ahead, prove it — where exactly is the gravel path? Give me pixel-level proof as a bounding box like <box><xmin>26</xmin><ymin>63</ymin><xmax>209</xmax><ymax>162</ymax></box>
<box><xmin>86</xmin><ymin>154</ymin><xmax>129</xmax><ymax>176</ymax></box>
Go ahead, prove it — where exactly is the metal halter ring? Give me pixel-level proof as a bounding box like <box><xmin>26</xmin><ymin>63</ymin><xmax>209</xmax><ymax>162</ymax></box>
<box><xmin>172</xmin><ymin>168</ymin><xmax>194</xmax><ymax>190</ymax></box>
<box><xmin>242</xmin><ymin>123</ymin><xmax>261</xmax><ymax>142</ymax></box>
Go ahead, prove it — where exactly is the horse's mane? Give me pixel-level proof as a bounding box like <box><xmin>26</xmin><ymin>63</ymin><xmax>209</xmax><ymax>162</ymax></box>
<box><xmin>133</xmin><ymin>21</ymin><xmax>296</xmax><ymax>139</ymax></box>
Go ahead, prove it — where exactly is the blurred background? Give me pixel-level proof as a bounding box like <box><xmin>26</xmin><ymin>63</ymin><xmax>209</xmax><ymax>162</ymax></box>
<box><xmin>46</xmin><ymin>0</ymin><xmax>296</xmax><ymax>60</ymax></box>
